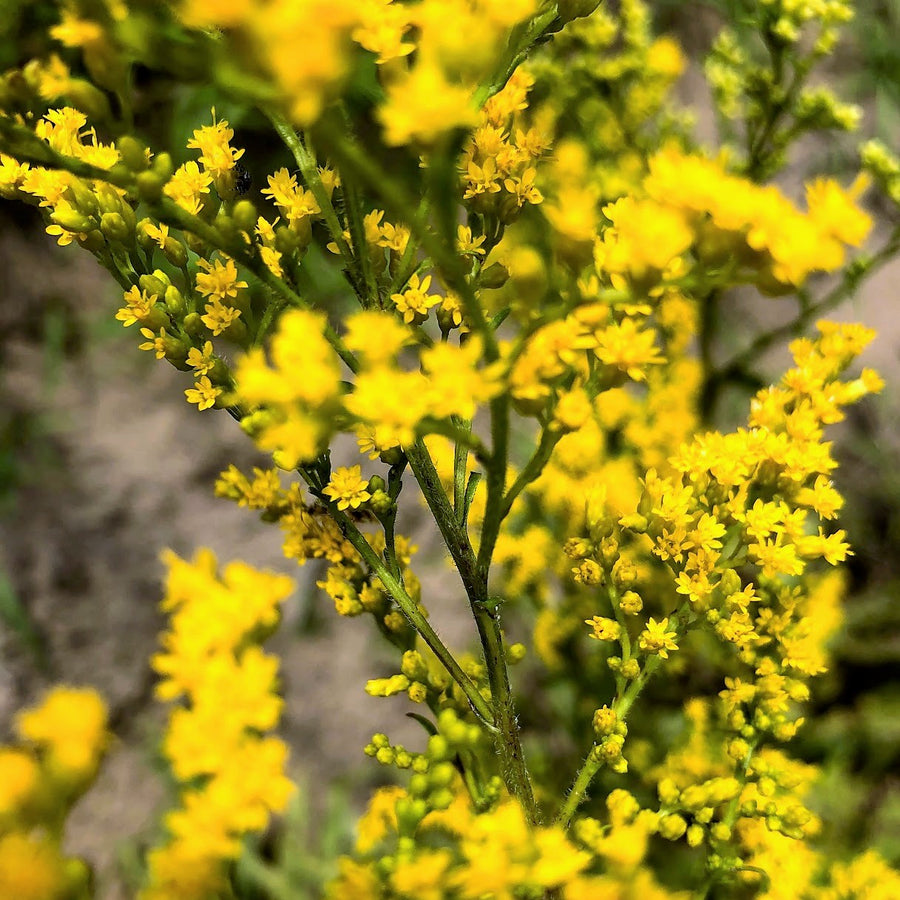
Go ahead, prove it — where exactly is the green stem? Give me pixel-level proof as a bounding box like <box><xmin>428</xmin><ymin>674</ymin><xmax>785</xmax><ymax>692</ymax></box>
<box><xmin>556</xmin><ymin>598</ymin><xmax>696</xmax><ymax>828</ymax></box>
<box><xmin>712</xmin><ymin>229</ymin><xmax>900</xmax><ymax>394</ymax></box>
<box><xmin>453</xmin><ymin>416</ymin><xmax>472</xmax><ymax>522</ymax></box>
<box><xmin>478</xmin><ymin>597</ymin><xmax>540</xmax><ymax>822</ymax></box>
<box><xmin>404</xmin><ymin>439</ymin><xmax>538</xmax><ymax>820</ymax></box>
<box><xmin>476</xmin><ymin>393</ymin><xmax>510</xmax><ymax>578</ymax></box>
<box><xmin>323</xmin><ymin>498</ymin><xmax>495</xmax><ymax>727</ymax></box>
<box><xmin>500</xmin><ymin>427</ymin><xmax>563</xmax><ymax>520</ymax></box>
<box><xmin>473</xmin><ymin>7</ymin><xmax>562</xmax><ymax>108</ymax></box>
<box><xmin>556</xmin><ymin>656</ymin><xmax>664</xmax><ymax>830</ymax></box>
<box><xmin>340</xmin><ymin>163</ymin><xmax>379</xmax><ymax>305</ymax></box>
<box><xmin>265</xmin><ymin>111</ymin><xmax>353</xmax><ymax>262</ymax></box>
<box><xmin>313</xmin><ymin>118</ymin><xmax>498</xmax><ymax>359</ymax></box>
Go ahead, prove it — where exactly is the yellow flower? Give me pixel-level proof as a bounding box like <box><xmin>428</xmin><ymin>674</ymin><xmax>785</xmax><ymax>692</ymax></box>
<box><xmin>201</xmin><ymin>299</ymin><xmax>242</xmax><ymax>336</ymax></box>
<box><xmin>196</xmin><ymin>256</ymin><xmax>248</xmax><ymax>302</ymax></box>
<box><xmin>0</xmin><ymin>832</ymin><xmax>70</xmax><ymax>900</ymax></box>
<box><xmin>593</xmin><ymin>319</ymin><xmax>664</xmax><ymax>381</ymax></box>
<box><xmin>0</xmin><ymin>748</ymin><xmax>39</xmax><ymax>816</ymax></box>
<box><xmin>323</xmin><ymin>465</ymin><xmax>371</xmax><ymax>510</ymax></box>
<box><xmin>187</xmin><ymin>341</ymin><xmax>217</xmax><ymax>376</ymax></box>
<box><xmin>185</xmin><ymin>376</ymin><xmax>222</xmax><ymax>411</ymax></box>
<box><xmin>457</xmin><ymin>224</ymin><xmax>487</xmax><ymax>256</ymax></box>
<box><xmin>15</xmin><ymin>686</ymin><xmax>109</xmax><ymax>777</ymax></box>
<box><xmin>586</xmin><ymin>616</ymin><xmax>622</xmax><ymax>641</ymax></box>
<box><xmin>116</xmin><ymin>286</ymin><xmax>157</xmax><ymax>327</ymax></box>
<box><xmin>344</xmin><ymin>311</ymin><xmax>410</xmax><ymax>365</ymax></box>
<box><xmin>806</xmin><ymin>175</ymin><xmax>872</xmax><ymax>248</ymax></box>
<box><xmin>391</xmin><ymin>272</ymin><xmax>438</xmax><ymax>325</ymax></box>
<box><xmin>187</xmin><ymin>112</ymin><xmax>245</xmax><ymax>178</ymax></box>
<box><xmin>138</xmin><ymin>327</ymin><xmax>169</xmax><ymax>359</ymax></box>
<box><xmin>164</xmin><ymin>161</ymin><xmax>213</xmax><ymax>215</ymax></box>
<box><xmin>420</xmin><ymin>337</ymin><xmax>501</xmax><ymax>420</ymax></box>
<box><xmin>639</xmin><ymin>617</ymin><xmax>678</xmax><ymax>659</ymax></box>
<box><xmin>379</xmin><ymin>62</ymin><xmax>478</xmax><ymax>146</ymax></box>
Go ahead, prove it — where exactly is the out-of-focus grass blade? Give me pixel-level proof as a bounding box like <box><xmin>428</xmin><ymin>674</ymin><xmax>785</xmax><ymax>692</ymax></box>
<box><xmin>0</xmin><ymin>566</ymin><xmax>49</xmax><ymax>672</ymax></box>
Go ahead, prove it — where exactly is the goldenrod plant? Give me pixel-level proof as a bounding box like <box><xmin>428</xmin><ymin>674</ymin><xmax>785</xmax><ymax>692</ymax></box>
<box><xmin>1</xmin><ymin>0</ymin><xmax>899</xmax><ymax>897</ymax></box>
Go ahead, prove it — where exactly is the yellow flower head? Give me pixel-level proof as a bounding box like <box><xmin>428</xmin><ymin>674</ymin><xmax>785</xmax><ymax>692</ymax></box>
<box><xmin>323</xmin><ymin>465</ymin><xmax>372</xmax><ymax>510</ymax></box>
<box><xmin>15</xmin><ymin>686</ymin><xmax>109</xmax><ymax>777</ymax></box>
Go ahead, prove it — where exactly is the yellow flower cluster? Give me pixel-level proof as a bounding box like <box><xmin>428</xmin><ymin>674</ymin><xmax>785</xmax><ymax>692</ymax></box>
<box><xmin>3</xmin><ymin>0</ymin><xmax>899</xmax><ymax>895</ymax></box>
<box><xmin>235</xmin><ymin>309</ymin><xmax>344</xmax><ymax>467</ymax></box>
<box><xmin>0</xmin><ymin>687</ymin><xmax>110</xmax><ymax>900</ymax></box>
<box><xmin>169</xmin><ymin>0</ymin><xmax>537</xmax><ymax>142</ymax></box>
<box><xmin>459</xmin><ymin>69</ymin><xmax>549</xmax><ymax>220</ymax></box>
<box><xmin>330</xmin><ymin>790</ymin><xmax>594</xmax><ymax>899</ymax></box>
<box><xmin>235</xmin><ymin>307</ymin><xmax>502</xmax><ymax>463</ymax></box>
<box><xmin>0</xmin><ymin>107</ymin><xmax>124</xmax><ymax>247</ymax></box>
<box><xmin>142</xmin><ymin>549</ymin><xmax>295</xmax><ymax>900</ymax></box>
<box><xmin>596</xmin><ymin>147</ymin><xmax>872</xmax><ymax>290</ymax></box>
<box><xmin>531</xmin><ymin>0</ymin><xmax>691</xmax><ymax>202</ymax></box>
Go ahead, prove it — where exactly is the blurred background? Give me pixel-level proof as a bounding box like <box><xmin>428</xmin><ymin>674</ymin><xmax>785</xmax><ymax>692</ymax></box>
<box><xmin>1</xmin><ymin>2</ymin><xmax>899</xmax><ymax>896</ymax></box>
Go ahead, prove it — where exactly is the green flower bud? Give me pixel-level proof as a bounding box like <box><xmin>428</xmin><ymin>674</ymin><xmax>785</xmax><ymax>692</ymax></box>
<box><xmin>232</xmin><ymin>199</ymin><xmax>258</xmax><ymax>234</ymax></box>
<box><xmin>164</xmin><ymin>285</ymin><xmax>186</xmax><ymax>317</ymax></box>
<box><xmin>408</xmin><ymin>773</ymin><xmax>429</xmax><ymax>797</ymax></box>
<box><xmin>477</xmin><ymin>262</ymin><xmax>509</xmax><ymax>289</ymax></box>
<box><xmin>557</xmin><ymin>0</ymin><xmax>603</xmax><ymax>23</ymax></box>
<box><xmin>100</xmin><ymin>212</ymin><xmax>131</xmax><ymax>243</ymax></box>
<box><xmin>223</xmin><ymin>317</ymin><xmax>248</xmax><ymax>344</ymax></box>
<box><xmin>151</xmin><ymin>152</ymin><xmax>174</xmax><ymax>181</ymax></box>
<box><xmin>136</xmin><ymin>170</ymin><xmax>166</xmax><ymax>202</ymax></box>
<box><xmin>290</xmin><ymin>215</ymin><xmax>312</xmax><ymax>248</ymax></box>
<box><xmin>375</xmin><ymin>746</ymin><xmax>394</xmax><ymax>765</ymax></box>
<box><xmin>396</xmin><ymin>797</ymin><xmax>427</xmax><ymax>831</ymax></box>
<box><xmin>65</xmin><ymin>79</ymin><xmax>111</xmax><ymax>122</ymax></box>
<box><xmin>117</xmin><ymin>136</ymin><xmax>150</xmax><ymax>172</ymax></box>
<box><xmin>429</xmin><ymin>762</ymin><xmax>455</xmax><ymax>789</ymax></box>
<box><xmin>427</xmin><ymin>734</ymin><xmax>450</xmax><ymax>762</ymax></box>
<box><xmin>52</xmin><ymin>204</ymin><xmax>94</xmax><ymax>234</ymax></box>
<box><xmin>163</xmin><ymin>238</ymin><xmax>188</xmax><ymax>268</ymax></box>
<box><xmin>379</xmin><ymin>446</ymin><xmax>405</xmax><ymax>466</ymax></box>
<box><xmin>507</xmin><ymin>642</ymin><xmax>526</xmax><ymax>663</ymax></box>
<box><xmin>183</xmin><ymin>312</ymin><xmax>205</xmax><ymax>339</ymax></box>
<box><xmin>140</xmin><ymin>274</ymin><xmax>168</xmax><ymax>297</ymax></box>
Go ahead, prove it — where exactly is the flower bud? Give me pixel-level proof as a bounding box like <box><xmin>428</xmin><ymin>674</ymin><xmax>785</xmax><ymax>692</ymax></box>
<box><xmin>65</xmin><ymin>79</ymin><xmax>112</xmax><ymax>121</ymax></box>
<box><xmin>100</xmin><ymin>212</ymin><xmax>131</xmax><ymax>243</ymax></box>
<box><xmin>163</xmin><ymin>238</ymin><xmax>188</xmax><ymax>268</ymax></box>
<box><xmin>557</xmin><ymin>0</ymin><xmax>603</xmax><ymax>23</ymax></box>
<box><xmin>117</xmin><ymin>136</ymin><xmax>150</xmax><ymax>172</ymax></box>
<box><xmin>140</xmin><ymin>273</ymin><xmax>168</xmax><ymax>297</ymax></box>
<box><xmin>592</xmin><ymin>706</ymin><xmax>617</xmax><ymax>736</ymax></box>
<box><xmin>686</xmin><ymin>824</ymin><xmax>705</xmax><ymax>847</ymax></box>
<box><xmin>477</xmin><ymin>262</ymin><xmax>510</xmax><ymax>290</ymax></box>
<box><xmin>164</xmin><ymin>285</ymin><xmax>186</xmax><ymax>317</ymax></box>
<box><xmin>51</xmin><ymin>205</ymin><xmax>94</xmax><ymax>234</ymax></box>
<box><xmin>232</xmin><ymin>199</ymin><xmax>258</xmax><ymax>234</ymax></box>
<box><xmin>136</xmin><ymin>170</ymin><xmax>166</xmax><ymax>202</ymax></box>
<box><xmin>658</xmin><ymin>814</ymin><xmax>688</xmax><ymax>840</ymax></box>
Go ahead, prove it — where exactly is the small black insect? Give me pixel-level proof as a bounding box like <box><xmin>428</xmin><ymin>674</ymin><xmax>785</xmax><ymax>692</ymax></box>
<box><xmin>234</xmin><ymin>163</ymin><xmax>252</xmax><ymax>196</ymax></box>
